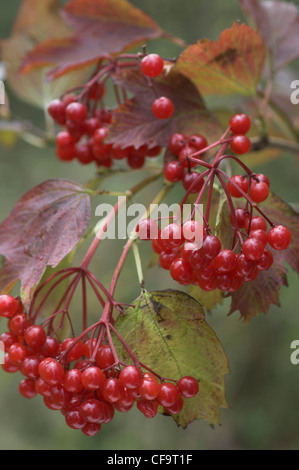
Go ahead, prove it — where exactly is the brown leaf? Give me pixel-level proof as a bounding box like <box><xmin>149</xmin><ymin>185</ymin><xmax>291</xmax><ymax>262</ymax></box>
<box><xmin>175</xmin><ymin>22</ymin><xmax>266</xmax><ymax>96</ymax></box>
<box><xmin>107</xmin><ymin>68</ymin><xmax>221</xmax><ymax>149</ymax></box>
<box><xmin>240</xmin><ymin>0</ymin><xmax>299</xmax><ymax>72</ymax></box>
<box><xmin>21</xmin><ymin>0</ymin><xmax>162</xmax><ymax>79</ymax></box>
<box><xmin>1</xmin><ymin>0</ymin><xmax>89</xmax><ymax>110</ymax></box>
<box><xmin>0</xmin><ymin>179</ymin><xmax>91</xmax><ymax>306</ymax></box>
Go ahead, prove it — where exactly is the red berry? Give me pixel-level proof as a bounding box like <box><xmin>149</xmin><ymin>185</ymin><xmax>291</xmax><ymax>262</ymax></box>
<box><xmin>152</xmin><ymin>97</ymin><xmax>174</xmax><ymax>119</ymax></box>
<box><xmin>38</xmin><ymin>358</ymin><xmax>64</xmax><ymax>386</ymax></box>
<box><xmin>159</xmin><ymin>250</ymin><xmax>179</xmax><ymax>270</ymax></box>
<box><xmin>65</xmin><ymin>409</ymin><xmax>86</xmax><ymax>430</ymax></box>
<box><xmin>268</xmin><ymin>225</ymin><xmax>291</xmax><ymax>250</ymax></box>
<box><xmin>64</xmin><ymin>369</ymin><xmax>84</xmax><ymax>393</ymax></box>
<box><xmin>136</xmin><ymin>218</ymin><xmax>159</xmax><ymax>240</ymax></box>
<box><xmin>47</xmin><ymin>99</ymin><xmax>66</xmax><ymax>124</ymax></box>
<box><xmin>40</xmin><ymin>336</ymin><xmax>60</xmax><ymax>357</ymax></box>
<box><xmin>255</xmin><ymin>173</ymin><xmax>270</xmax><ymax>187</ymax></box>
<box><xmin>141</xmin><ymin>53</ymin><xmax>164</xmax><ymax>77</ymax></box>
<box><xmin>230</xmin><ymin>135</ymin><xmax>251</xmax><ymax>154</ymax></box>
<box><xmin>190</xmin><ymin>250</ymin><xmax>211</xmax><ymax>271</ymax></box>
<box><xmin>0</xmin><ymin>331</ymin><xmax>17</xmax><ymax>351</ymax></box>
<box><xmin>178</xmin><ymin>145</ymin><xmax>197</xmax><ymax>168</ymax></box>
<box><xmin>164</xmin><ymin>395</ymin><xmax>184</xmax><ymax>415</ymax></box>
<box><xmin>79</xmin><ymin>398</ymin><xmax>104</xmax><ymax>423</ymax></box>
<box><xmin>102</xmin><ymin>378</ymin><xmax>124</xmax><ymax>403</ymax></box>
<box><xmin>81</xmin><ymin>423</ymin><xmax>102</xmax><ymax>436</ymax></box>
<box><xmin>8</xmin><ymin>342</ymin><xmax>28</xmax><ymax>365</ymax></box>
<box><xmin>163</xmin><ymin>161</ymin><xmax>184</xmax><ymax>182</ymax></box>
<box><xmin>89</xmin><ymin>82</ymin><xmax>106</xmax><ymax>100</ymax></box>
<box><xmin>35</xmin><ymin>377</ymin><xmax>52</xmax><ymax>397</ymax></box>
<box><xmin>230</xmin><ymin>207</ymin><xmax>249</xmax><ymax>228</ymax></box>
<box><xmin>170</xmin><ymin>258</ymin><xmax>194</xmax><ymax>285</ymax></box>
<box><xmin>81</xmin><ymin>366</ymin><xmax>106</xmax><ymax>390</ymax></box>
<box><xmin>2</xmin><ymin>354</ymin><xmax>20</xmax><ymax>373</ymax></box>
<box><xmin>188</xmin><ymin>134</ymin><xmax>208</xmax><ymax>151</ymax></box>
<box><xmin>137</xmin><ymin>399</ymin><xmax>158</xmax><ymax>418</ymax></box>
<box><xmin>56</xmin><ymin>145</ymin><xmax>76</xmax><ymax>162</ymax></box>
<box><xmin>19</xmin><ymin>379</ymin><xmax>37</xmax><ymax>399</ymax></box>
<box><xmin>200</xmin><ymin>235</ymin><xmax>221</xmax><ymax>259</ymax></box>
<box><xmin>8</xmin><ymin>313</ymin><xmax>29</xmax><ymax>336</ymax></box>
<box><xmin>249</xmin><ymin>181</ymin><xmax>269</xmax><ymax>203</ymax></box>
<box><xmin>119</xmin><ymin>365</ymin><xmax>143</xmax><ymax>390</ymax></box>
<box><xmin>168</xmin><ymin>133</ymin><xmax>187</xmax><ymax>156</ymax></box>
<box><xmin>256</xmin><ymin>248</ymin><xmax>274</xmax><ymax>271</ymax></box>
<box><xmin>181</xmin><ymin>220</ymin><xmax>203</xmax><ymax>243</ymax></box>
<box><xmin>229</xmin><ymin>114</ymin><xmax>251</xmax><ymax>135</ymax></box>
<box><xmin>56</xmin><ymin>130</ymin><xmax>76</xmax><ymax>148</ymax></box>
<box><xmin>159</xmin><ymin>223</ymin><xmax>184</xmax><ymax>248</ymax></box>
<box><xmin>157</xmin><ymin>382</ymin><xmax>179</xmax><ymax>407</ymax></box>
<box><xmin>96</xmin><ymin>344</ymin><xmax>114</xmax><ymax>369</ymax></box>
<box><xmin>65</xmin><ymin>102</ymin><xmax>87</xmax><ymax>122</ymax></box>
<box><xmin>182</xmin><ymin>171</ymin><xmax>204</xmax><ymax>193</ymax></box>
<box><xmin>127</xmin><ymin>152</ymin><xmax>145</xmax><ymax>169</ymax></box>
<box><xmin>244</xmin><ymin>216</ymin><xmax>267</xmax><ymax>233</ymax></box>
<box><xmin>249</xmin><ymin>229</ymin><xmax>268</xmax><ymax>247</ymax></box>
<box><xmin>138</xmin><ymin>376</ymin><xmax>161</xmax><ymax>400</ymax></box>
<box><xmin>177</xmin><ymin>376</ymin><xmax>199</xmax><ymax>398</ymax></box>
<box><xmin>242</xmin><ymin>237</ymin><xmax>265</xmax><ymax>260</ymax></box>
<box><xmin>213</xmin><ymin>249</ymin><xmax>236</xmax><ymax>272</ymax></box>
<box><xmin>21</xmin><ymin>355</ymin><xmax>41</xmax><ymax>378</ymax></box>
<box><xmin>0</xmin><ymin>295</ymin><xmax>19</xmax><ymax>318</ymax></box>
<box><xmin>227</xmin><ymin>175</ymin><xmax>249</xmax><ymax>198</ymax></box>
<box><xmin>235</xmin><ymin>254</ymin><xmax>257</xmax><ymax>278</ymax></box>
<box><xmin>152</xmin><ymin>238</ymin><xmax>164</xmax><ymax>254</ymax></box>
<box><xmin>24</xmin><ymin>325</ymin><xmax>46</xmax><ymax>350</ymax></box>
<box><xmin>61</xmin><ymin>337</ymin><xmax>85</xmax><ymax>363</ymax></box>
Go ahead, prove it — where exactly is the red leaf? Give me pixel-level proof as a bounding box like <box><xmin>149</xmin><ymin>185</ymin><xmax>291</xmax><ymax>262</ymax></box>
<box><xmin>175</xmin><ymin>22</ymin><xmax>266</xmax><ymax>96</ymax></box>
<box><xmin>21</xmin><ymin>0</ymin><xmax>162</xmax><ymax>79</ymax></box>
<box><xmin>228</xmin><ymin>192</ymin><xmax>299</xmax><ymax>322</ymax></box>
<box><xmin>0</xmin><ymin>179</ymin><xmax>91</xmax><ymax>305</ymax></box>
<box><xmin>240</xmin><ymin>0</ymin><xmax>299</xmax><ymax>72</ymax></box>
<box><xmin>107</xmin><ymin>68</ymin><xmax>221</xmax><ymax>149</ymax></box>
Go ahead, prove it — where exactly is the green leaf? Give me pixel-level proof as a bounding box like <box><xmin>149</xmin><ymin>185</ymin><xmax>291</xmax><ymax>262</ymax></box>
<box><xmin>114</xmin><ymin>289</ymin><xmax>230</xmax><ymax>427</ymax></box>
<box><xmin>175</xmin><ymin>22</ymin><xmax>266</xmax><ymax>96</ymax></box>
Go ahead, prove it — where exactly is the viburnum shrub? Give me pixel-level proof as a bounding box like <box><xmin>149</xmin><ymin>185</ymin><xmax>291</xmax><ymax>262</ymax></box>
<box><xmin>0</xmin><ymin>0</ymin><xmax>299</xmax><ymax>437</ymax></box>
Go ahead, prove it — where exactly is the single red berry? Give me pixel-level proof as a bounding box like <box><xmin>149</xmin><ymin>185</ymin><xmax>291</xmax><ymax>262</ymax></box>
<box><xmin>244</xmin><ymin>215</ymin><xmax>267</xmax><ymax>233</ymax></box>
<box><xmin>157</xmin><ymin>382</ymin><xmax>179</xmax><ymax>407</ymax></box>
<box><xmin>170</xmin><ymin>258</ymin><xmax>194</xmax><ymax>285</ymax></box>
<box><xmin>50</xmin><ymin>385</ymin><xmax>72</xmax><ymax>408</ymax></box>
<box><xmin>177</xmin><ymin>376</ymin><xmax>199</xmax><ymax>398</ymax></box>
<box><xmin>168</xmin><ymin>133</ymin><xmax>187</xmax><ymax>156</ymax></box>
<box><xmin>0</xmin><ymin>331</ymin><xmax>17</xmax><ymax>351</ymax></box>
<box><xmin>254</xmin><ymin>173</ymin><xmax>270</xmax><ymax>187</ymax></box>
<box><xmin>136</xmin><ymin>218</ymin><xmax>159</xmax><ymax>240</ymax></box>
<box><xmin>249</xmin><ymin>181</ymin><xmax>269</xmax><ymax>203</ymax></box>
<box><xmin>159</xmin><ymin>250</ymin><xmax>180</xmax><ymax>270</ymax></box>
<box><xmin>81</xmin><ymin>422</ymin><xmax>102</xmax><ymax>436</ymax></box>
<box><xmin>56</xmin><ymin>130</ymin><xmax>77</xmax><ymax>148</ymax></box>
<box><xmin>21</xmin><ymin>355</ymin><xmax>41</xmax><ymax>378</ymax></box>
<box><xmin>213</xmin><ymin>249</ymin><xmax>237</xmax><ymax>272</ymax></box>
<box><xmin>234</xmin><ymin>254</ymin><xmax>257</xmax><ymax>278</ymax></box>
<box><xmin>152</xmin><ymin>238</ymin><xmax>164</xmax><ymax>254</ymax></box>
<box><xmin>138</xmin><ymin>376</ymin><xmax>161</xmax><ymax>400</ymax></box>
<box><xmin>38</xmin><ymin>358</ymin><xmax>64</xmax><ymax>386</ymax></box>
<box><xmin>63</xmin><ymin>369</ymin><xmax>84</xmax><ymax>393</ymax></box>
<box><xmin>141</xmin><ymin>53</ymin><xmax>164</xmax><ymax>77</ymax></box>
<box><xmin>152</xmin><ymin>97</ymin><xmax>174</xmax><ymax>119</ymax></box>
<box><xmin>182</xmin><ymin>171</ymin><xmax>204</xmax><ymax>193</ymax></box>
<box><xmin>35</xmin><ymin>377</ymin><xmax>52</xmax><ymax>397</ymax></box>
<box><xmin>229</xmin><ymin>114</ymin><xmax>251</xmax><ymax>135</ymax></box>
<box><xmin>242</xmin><ymin>237</ymin><xmax>265</xmax><ymax>260</ymax></box>
<box><xmin>230</xmin><ymin>135</ymin><xmax>251</xmax><ymax>154</ymax></box>
<box><xmin>230</xmin><ymin>207</ymin><xmax>249</xmax><ymax>228</ymax></box>
<box><xmin>164</xmin><ymin>395</ymin><xmax>184</xmax><ymax>415</ymax></box>
<box><xmin>163</xmin><ymin>161</ymin><xmax>184</xmax><ymax>182</ymax></box>
<box><xmin>111</xmin><ymin>145</ymin><xmax>129</xmax><ymax>160</ymax></box>
<box><xmin>96</xmin><ymin>344</ymin><xmax>114</xmax><ymax>369</ymax></box>
<box><xmin>227</xmin><ymin>175</ymin><xmax>249</xmax><ymax>198</ymax></box>
<box><xmin>2</xmin><ymin>354</ymin><xmax>20</xmax><ymax>373</ymax></box>
<box><xmin>75</xmin><ymin>143</ymin><xmax>94</xmax><ymax>165</ymax></box>
<box><xmin>127</xmin><ymin>153</ymin><xmax>145</xmax><ymax>169</ymax></box>
<box><xmin>19</xmin><ymin>379</ymin><xmax>37</xmax><ymax>399</ymax></box>
<box><xmin>119</xmin><ymin>365</ymin><xmax>143</xmax><ymax>390</ymax></box>
<box><xmin>0</xmin><ymin>295</ymin><xmax>20</xmax><ymax>318</ymax></box>
<box><xmin>65</xmin><ymin>102</ymin><xmax>87</xmax><ymax>122</ymax></box>
<box><xmin>40</xmin><ymin>336</ymin><xmax>60</xmax><ymax>357</ymax></box>
<box><xmin>188</xmin><ymin>134</ymin><xmax>208</xmax><ymax>151</ymax></box>
<box><xmin>137</xmin><ymin>399</ymin><xmax>158</xmax><ymax>418</ymax></box>
<box><xmin>8</xmin><ymin>342</ymin><xmax>28</xmax><ymax>365</ymax></box>
<box><xmin>79</xmin><ymin>398</ymin><xmax>104</xmax><ymax>423</ymax></box>
<box><xmin>268</xmin><ymin>225</ymin><xmax>291</xmax><ymax>250</ymax></box>
<box><xmin>178</xmin><ymin>145</ymin><xmax>197</xmax><ymax>168</ymax></box>
<box><xmin>65</xmin><ymin>409</ymin><xmax>86</xmax><ymax>430</ymax></box>
<box><xmin>256</xmin><ymin>248</ymin><xmax>274</xmax><ymax>271</ymax></box>
<box><xmin>47</xmin><ymin>99</ymin><xmax>66</xmax><ymax>125</ymax></box>
<box><xmin>200</xmin><ymin>235</ymin><xmax>221</xmax><ymax>259</ymax></box>
<box><xmin>215</xmin><ymin>272</ymin><xmax>234</xmax><ymax>291</ymax></box>
<box><xmin>249</xmin><ymin>229</ymin><xmax>268</xmax><ymax>247</ymax></box>
<box><xmin>102</xmin><ymin>378</ymin><xmax>124</xmax><ymax>403</ymax></box>
<box><xmin>190</xmin><ymin>250</ymin><xmax>211</xmax><ymax>271</ymax></box>
<box><xmin>56</xmin><ymin>145</ymin><xmax>76</xmax><ymax>162</ymax></box>
<box><xmin>81</xmin><ymin>366</ymin><xmax>106</xmax><ymax>390</ymax></box>
<box><xmin>24</xmin><ymin>325</ymin><xmax>46</xmax><ymax>350</ymax></box>
<box><xmin>61</xmin><ymin>337</ymin><xmax>85</xmax><ymax>363</ymax></box>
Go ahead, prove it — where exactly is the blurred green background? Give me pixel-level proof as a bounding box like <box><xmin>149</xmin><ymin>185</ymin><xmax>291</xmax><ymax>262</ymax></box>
<box><xmin>1</xmin><ymin>0</ymin><xmax>299</xmax><ymax>450</ymax></box>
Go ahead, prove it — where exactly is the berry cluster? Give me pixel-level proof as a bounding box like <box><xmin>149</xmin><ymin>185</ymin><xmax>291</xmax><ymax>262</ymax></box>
<box><xmin>136</xmin><ymin>114</ymin><xmax>292</xmax><ymax>293</ymax></box>
<box><xmin>0</xmin><ymin>294</ymin><xmax>199</xmax><ymax>437</ymax></box>
<box><xmin>48</xmin><ymin>93</ymin><xmax>161</xmax><ymax>169</ymax></box>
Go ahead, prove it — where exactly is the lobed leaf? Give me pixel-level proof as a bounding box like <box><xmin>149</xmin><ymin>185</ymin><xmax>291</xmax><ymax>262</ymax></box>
<box><xmin>107</xmin><ymin>68</ymin><xmax>222</xmax><ymax>149</ymax></box>
<box><xmin>21</xmin><ymin>0</ymin><xmax>163</xmax><ymax>80</ymax></box>
<box><xmin>175</xmin><ymin>22</ymin><xmax>266</xmax><ymax>96</ymax></box>
<box><xmin>115</xmin><ymin>289</ymin><xmax>230</xmax><ymax>427</ymax></box>
<box><xmin>0</xmin><ymin>179</ymin><xmax>91</xmax><ymax>307</ymax></box>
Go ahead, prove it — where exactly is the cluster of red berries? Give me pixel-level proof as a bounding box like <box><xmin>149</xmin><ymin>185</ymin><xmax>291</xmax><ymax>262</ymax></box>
<box><xmin>163</xmin><ymin>131</ymin><xmax>208</xmax><ymax>191</ymax></box>
<box><xmin>0</xmin><ymin>294</ymin><xmax>199</xmax><ymax>436</ymax></box>
<box><xmin>136</xmin><ymin>113</ymin><xmax>292</xmax><ymax>293</ymax></box>
<box><xmin>48</xmin><ymin>88</ymin><xmax>161</xmax><ymax>169</ymax></box>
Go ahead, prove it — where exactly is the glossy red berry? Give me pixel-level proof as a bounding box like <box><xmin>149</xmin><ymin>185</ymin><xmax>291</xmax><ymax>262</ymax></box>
<box><xmin>152</xmin><ymin>97</ymin><xmax>174</xmax><ymax>119</ymax></box>
<box><xmin>21</xmin><ymin>355</ymin><xmax>41</xmax><ymax>378</ymax></box>
<box><xmin>0</xmin><ymin>295</ymin><xmax>20</xmax><ymax>318</ymax></box>
<box><xmin>268</xmin><ymin>225</ymin><xmax>292</xmax><ymax>250</ymax></box>
<box><xmin>177</xmin><ymin>376</ymin><xmax>199</xmax><ymax>398</ymax></box>
<box><xmin>170</xmin><ymin>258</ymin><xmax>194</xmax><ymax>285</ymax></box>
<box><xmin>227</xmin><ymin>175</ymin><xmax>249</xmax><ymax>198</ymax></box>
<box><xmin>141</xmin><ymin>53</ymin><xmax>164</xmax><ymax>77</ymax></box>
<box><xmin>19</xmin><ymin>379</ymin><xmax>37</xmax><ymax>399</ymax></box>
<box><xmin>138</xmin><ymin>376</ymin><xmax>161</xmax><ymax>400</ymax></box>
<box><xmin>65</xmin><ymin>409</ymin><xmax>86</xmax><ymax>430</ymax></box>
<box><xmin>119</xmin><ymin>365</ymin><xmax>143</xmax><ymax>390</ymax></box>
<box><xmin>61</xmin><ymin>337</ymin><xmax>85</xmax><ymax>363</ymax></box>
<box><xmin>163</xmin><ymin>161</ymin><xmax>184</xmax><ymax>182</ymax></box>
<box><xmin>200</xmin><ymin>235</ymin><xmax>221</xmax><ymax>259</ymax></box>
<box><xmin>229</xmin><ymin>114</ymin><xmax>251</xmax><ymax>135</ymax></box>
<box><xmin>96</xmin><ymin>344</ymin><xmax>114</xmax><ymax>369</ymax></box>
<box><xmin>137</xmin><ymin>399</ymin><xmax>158</xmax><ymax>418</ymax></box>
<box><xmin>102</xmin><ymin>378</ymin><xmax>124</xmax><ymax>403</ymax></box>
<box><xmin>164</xmin><ymin>395</ymin><xmax>184</xmax><ymax>415</ymax></box>
<box><xmin>81</xmin><ymin>366</ymin><xmax>106</xmax><ymax>390</ymax></box>
<box><xmin>65</xmin><ymin>102</ymin><xmax>87</xmax><ymax>122</ymax></box>
<box><xmin>242</xmin><ymin>237</ymin><xmax>265</xmax><ymax>260</ymax></box>
<box><xmin>249</xmin><ymin>181</ymin><xmax>269</xmax><ymax>203</ymax></box>
<box><xmin>230</xmin><ymin>135</ymin><xmax>251</xmax><ymax>154</ymax></box>
<box><xmin>256</xmin><ymin>248</ymin><xmax>274</xmax><ymax>271</ymax></box>
<box><xmin>244</xmin><ymin>215</ymin><xmax>267</xmax><ymax>233</ymax></box>
<box><xmin>157</xmin><ymin>382</ymin><xmax>179</xmax><ymax>407</ymax></box>
<box><xmin>213</xmin><ymin>249</ymin><xmax>236</xmax><ymax>272</ymax></box>
<box><xmin>38</xmin><ymin>358</ymin><xmax>64</xmax><ymax>386</ymax></box>
<box><xmin>8</xmin><ymin>342</ymin><xmax>28</xmax><ymax>365</ymax></box>
<box><xmin>188</xmin><ymin>134</ymin><xmax>208</xmax><ymax>151</ymax></box>
<box><xmin>24</xmin><ymin>325</ymin><xmax>46</xmax><ymax>350</ymax></box>
<box><xmin>81</xmin><ymin>422</ymin><xmax>102</xmax><ymax>436</ymax></box>
<box><xmin>63</xmin><ymin>369</ymin><xmax>84</xmax><ymax>393</ymax></box>
<box><xmin>168</xmin><ymin>133</ymin><xmax>187</xmax><ymax>156</ymax></box>
<box><xmin>8</xmin><ymin>313</ymin><xmax>29</xmax><ymax>336</ymax></box>
<box><xmin>182</xmin><ymin>172</ymin><xmax>204</xmax><ymax>193</ymax></box>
